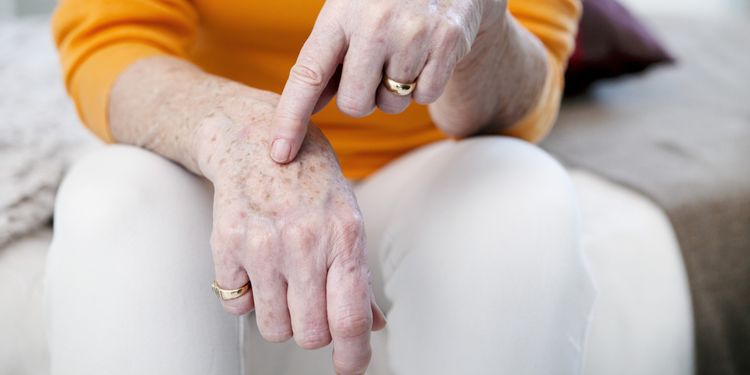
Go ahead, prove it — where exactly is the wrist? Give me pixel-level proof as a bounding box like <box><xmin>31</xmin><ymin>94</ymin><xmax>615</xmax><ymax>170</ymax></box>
<box><xmin>194</xmin><ymin>89</ymin><xmax>280</xmax><ymax>181</ymax></box>
<box><xmin>110</xmin><ymin>57</ymin><xmax>273</xmax><ymax>176</ymax></box>
<box><xmin>456</xmin><ymin>7</ymin><xmax>509</xmax><ymax>74</ymax></box>
<box><xmin>432</xmin><ymin>9</ymin><xmax>546</xmax><ymax>137</ymax></box>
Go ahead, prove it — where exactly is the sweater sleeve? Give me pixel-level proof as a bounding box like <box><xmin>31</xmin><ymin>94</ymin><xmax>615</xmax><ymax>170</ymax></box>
<box><xmin>52</xmin><ymin>0</ymin><xmax>198</xmax><ymax>142</ymax></box>
<box><xmin>502</xmin><ymin>0</ymin><xmax>581</xmax><ymax>142</ymax></box>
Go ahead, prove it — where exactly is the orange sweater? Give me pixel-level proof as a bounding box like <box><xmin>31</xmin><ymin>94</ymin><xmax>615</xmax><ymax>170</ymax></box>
<box><xmin>53</xmin><ymin>0</ymin><xmax>580</xmax><ymax>179</ymax></box>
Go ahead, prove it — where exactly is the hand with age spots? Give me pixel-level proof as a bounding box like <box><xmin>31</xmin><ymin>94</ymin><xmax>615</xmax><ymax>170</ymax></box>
<box><xmin>194</xmin><ymin>96</ymin><xmax>387</xmax><ymax>375</ymax></box>
<box><xmin>110</xmin><ymin>58</ymin><xmax>386</xmax><ymax>375</ymax></box>
<box><xmin>269</xmin><ymin>0</ymin><xmax>509</xmax><ymax>163</ymax></box>
<box><xmin>108</xmin><ymin>0</ymin><xmax>553</xmax><ymax>359</ymax></box>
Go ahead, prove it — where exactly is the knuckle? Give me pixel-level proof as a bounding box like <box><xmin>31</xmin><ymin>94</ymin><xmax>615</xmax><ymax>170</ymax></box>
<box><xmin>442</xmin><ymin>22</ymin><xmax>471</xmax><ymax>59</ymax></box>
<box><xmin>401</xmin><ymin>18</ymin><xmax>429</xmax><ymax>45</ymax></box>
<box><xmin>335</xmin><ymin>211</ymin><xmax>365</xmax><ymax>247</ymax></box>
<box><xmin>296</xmin><ymin>329</ymin><xmax>332</xmax><ymax>349</ymax></box>
<box><xmin>210</xmin><ymin>224</ymin><xmax>244</xmax><ymax>253</ymax></box>
<box><xmin>332</xmin><ymin>313</ymin><xmax>371</xmax><ymax>339</ymax></box>
<box><xmin>359</xmin><ymin>30</ymin><xmax>387</xmax><ymax>50</ymax></box>
<box><xmin>247</xmin><ymin>228</ymin><xmax>275</xmax><ymax>251</ymax></box>
<box><xmin>366</xmin><ymin>6</ymin><xmax>393</xmax><ymax>32</ymax></box>
<box><xmin>378</xmin><ymin>99</ymin><xmax>408</xmax><ymax>114</ymax></box>
<box><xmin>292</xmin><ymin>265</ymin><xmax>319</xmax><ymax>286</ymax></box>
<box><xmin>441</xmin><ymin>21</ymin><xmax>465</xmax><ymax>42</ymax></box>
<box><xmin>340</xmin><ymin>211</ymin><xmax>365</xmax><ymax>234</ymax></box>
<box><xmin>336</xmin><ymin>94</ymin><xmax>374</xmax><ymax>118</ymax></box>
<box><xmin>289</xmin><ymin>62</ymin><xmax>325</xmax><ymax>88</ymax></box>
<box><xmin>283</xmin><ymin>221</ymin><xmax>317</xmax><ymax>249</ymax></box>
<box><xmin>435</xmin><ymin>22</ymin><xmax>464</xmax><ymax>53</ymax></box>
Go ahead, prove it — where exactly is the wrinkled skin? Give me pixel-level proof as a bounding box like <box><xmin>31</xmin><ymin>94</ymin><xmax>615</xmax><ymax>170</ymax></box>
<box><xmin>270</xmin><ymin>0</ymin><xmax>509</xmax><ymax>163</ymax></box>
<box><xmin>111</xmin><ymin>67</ymin><xmax>386</xmax><ymax>375</ymax></box>
<box><xmin>195</xmin><ymin>95</ymin><xmax>387</xmax><ymax>375</ymax></box>
<box><xmin>109</xmin><ymin>0</ymin><xmax>548</xmax><ymax>372</ymax></box>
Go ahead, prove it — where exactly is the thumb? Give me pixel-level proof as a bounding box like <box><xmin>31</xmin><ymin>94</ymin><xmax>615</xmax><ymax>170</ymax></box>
<box><xmin>269</xmin><ymin>25</ymin><xmax>346</xmax><ymax>164</ymax></box>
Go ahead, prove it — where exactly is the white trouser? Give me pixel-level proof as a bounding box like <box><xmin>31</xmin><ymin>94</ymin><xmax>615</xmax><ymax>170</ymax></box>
<box><xmin>46</xmin><ymin>137</ymin><xmax>597</xmax><ymax>375</ymax></box>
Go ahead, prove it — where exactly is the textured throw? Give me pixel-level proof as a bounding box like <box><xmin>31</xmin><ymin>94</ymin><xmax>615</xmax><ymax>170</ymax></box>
<box><xmin>0</xmin><ymin>144</ymin><xmax>64</xmax><ymax>248</ymax></box>
<box><xmin>543</xmin><ymin>15</ymin><xmax>750</xmax><ymax>375</ymax></box>
<box><xmin>0</xmin><ymin>18</ymin><xmax>95</xmax><ymax>249</ymax></box>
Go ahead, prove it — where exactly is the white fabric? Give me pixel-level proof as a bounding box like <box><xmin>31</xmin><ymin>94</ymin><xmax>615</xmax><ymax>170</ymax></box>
<box><xmin>46</xmin><ymin>138</ymin><xmax>596</xmax><ymax>374</ymax></box>
<box><xmin>569</xmin><ymin>171</ymin><xmax>694</xmax><ymax>375</ymax></box>
<box><xmin>0</xmin><ymin>228</ymin><xmax>51</xmax><ymax>375</ymax></box>
<box><xmin>0</xmin><ymin>139</ymin><xmax>692</xmax><ymax>374</ymax></box>
<box><xmin>0</xmin><ymin>167</ymin><xmax>696</xmax><ymax>375</ymax></box>
<box><xmin>46</xmin><ymin>147</ymin><xmax>241</xmax><ymax>374</ymax></box>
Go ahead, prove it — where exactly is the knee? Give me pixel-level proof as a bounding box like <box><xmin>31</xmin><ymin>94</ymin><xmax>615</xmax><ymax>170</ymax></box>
<box><xmin>49</xmin><ymin>144</ymin><xmax>214</xmax><ymax>295</ymax></box>
<box><xmin>428</xmin><ymin>136</ymin><xmax>580</xmax><ymax>238</ymax></box>
<box><xmin>53</xmin><ymin>144</ymin><xmax>209</xmax><ymax>240</ymax></box>
<box><xmin>414</xmin><ymin>137</ymin><xmax>591</xmax><ymax>293</ymax></box>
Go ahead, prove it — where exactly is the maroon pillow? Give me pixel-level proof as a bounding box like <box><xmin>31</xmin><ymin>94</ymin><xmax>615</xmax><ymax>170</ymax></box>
<box><xmin>564</xmin><ymin>0</ymin><xmax>674</xmax><ymax>95</ymax></box>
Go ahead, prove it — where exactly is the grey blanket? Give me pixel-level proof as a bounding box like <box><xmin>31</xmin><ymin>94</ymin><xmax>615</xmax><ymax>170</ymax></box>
<box><xmin>543</xmin><ymin>15</ymin><xmax>750</xmax><ymax>375</ymax></box>
<box><xmin>0</xmin><ymin>18</ymin><xmax>95</xmax><ymax>249</ymax></box>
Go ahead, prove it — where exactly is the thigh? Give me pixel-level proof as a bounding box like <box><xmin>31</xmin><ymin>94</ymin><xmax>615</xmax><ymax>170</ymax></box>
<box><xmin>354</xmin><ymin>137</ymin><xmax>597</xmax><ymax>374</ymax></box>
<box><xmin>571</xmin><ymin>170</ymin><xmax>694</xmax><ymax>375</ymax></box>
<box><xmin>246</xmin><ymin>137</ymin><xmax>598</xmax><ymax>374</ymax></box>
<box><xmin>47</xmin><ymin>145</ymin><xmax>241</xmax><ymax>374</ymax></box>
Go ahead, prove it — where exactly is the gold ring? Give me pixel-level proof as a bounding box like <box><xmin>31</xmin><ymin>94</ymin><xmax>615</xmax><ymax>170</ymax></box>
<box><xmin>383</xmin><ymin>76</ymin><xmax>417</xmax><ymax>97</ymax></box>
<box><xmin>211</xmin><ymin>280</ymin><xmax>251</xmax><ymax>301</ymax></box>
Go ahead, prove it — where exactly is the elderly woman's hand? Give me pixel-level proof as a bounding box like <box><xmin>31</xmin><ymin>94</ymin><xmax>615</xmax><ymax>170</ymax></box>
<box><xmin>192</xmin><ymin>93</ymin><xmax>386</xmax><ymax>375</ymax></box>
<box><xmin>268</xmin><ymin>0</ymin><xmax>508</xmax><ymax>163</ymax></box>
<box><xmin>111</xmin><ymin>56</ymin><xmax>387</xmax><ymax>375</ymax></box>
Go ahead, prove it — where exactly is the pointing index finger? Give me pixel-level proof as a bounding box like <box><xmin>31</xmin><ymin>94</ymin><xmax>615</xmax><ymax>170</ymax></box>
<box><xmin>270</xmin><ymin>22</ymin><xmax>346</xmax><ymax>164</ymax></box>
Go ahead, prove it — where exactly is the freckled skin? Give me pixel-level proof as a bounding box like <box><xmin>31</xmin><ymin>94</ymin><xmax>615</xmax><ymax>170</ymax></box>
<box><xmin>109</xmin><ymin>59</ymin><xmax>389</xmax><ymax>360</ymax></box>
<box><xmin>110</xmin><ymin>55</ymin><xmax>364</xmax><ymax>254</ymax></box>
<box><xmin>107</xmin><ymin>0</ymin><xmax>548</xmax><ymax>363</ymax></box>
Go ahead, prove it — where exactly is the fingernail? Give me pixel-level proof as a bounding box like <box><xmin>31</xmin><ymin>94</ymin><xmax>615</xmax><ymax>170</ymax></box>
<box><xmin>271</xmin><ymin>139</ymin><xmax>291</xmax><ymax>163</ymax></box>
